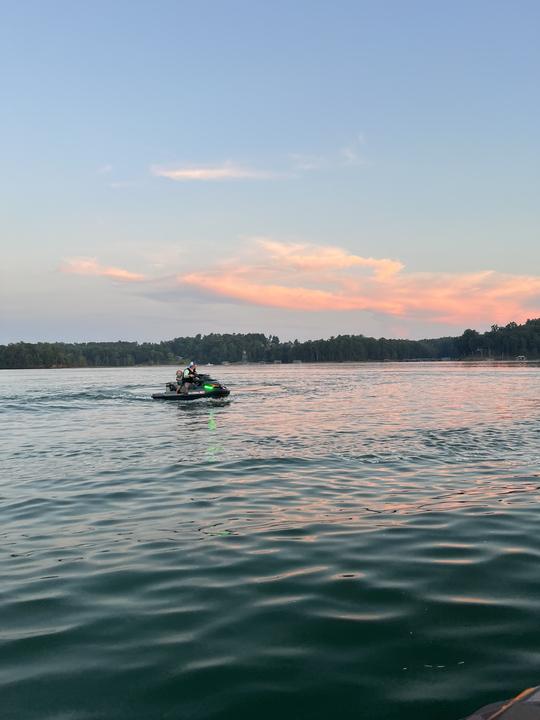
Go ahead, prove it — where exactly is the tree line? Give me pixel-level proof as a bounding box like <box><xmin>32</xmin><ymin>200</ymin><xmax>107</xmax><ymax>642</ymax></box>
<box><xmin>1</xmin><ymin>319</ymin><xmax>539</xmax><ymax>369</ymax></box>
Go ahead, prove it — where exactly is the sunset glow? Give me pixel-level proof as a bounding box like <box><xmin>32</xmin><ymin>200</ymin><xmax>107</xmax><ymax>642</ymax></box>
<box><xmin>177</xmin><ymin>241</ymin><xmax>540</xmax><ymax>325</ymax></box>
<box><xmin>61</xmin><ymin>258</ymin><xmax>146</xmax><ymax>283</ymax></box>
<box><xmin>2</xmin><ymin>1</ymin><xmax>538</xmax><ymax>343</ymax></box>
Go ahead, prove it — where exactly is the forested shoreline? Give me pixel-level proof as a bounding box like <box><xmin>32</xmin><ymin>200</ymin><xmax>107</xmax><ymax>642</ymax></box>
<box><xmin>1</xmin><ymin>319</ymin><xmax>539</xmax><ymax>369</ymax></box>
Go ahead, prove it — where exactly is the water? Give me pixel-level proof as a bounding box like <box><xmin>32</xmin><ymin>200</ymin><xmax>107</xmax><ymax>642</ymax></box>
<box><xmin>1</xmin><ymin>362</ymin><xmax>539</xmax><ymax>720</ymax></box>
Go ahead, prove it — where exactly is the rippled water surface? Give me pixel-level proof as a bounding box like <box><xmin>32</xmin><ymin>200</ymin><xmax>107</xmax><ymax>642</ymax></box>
<box><xmin>2</xmin><ymin>363</ymin><xmax>540</xmax><ymax>720</ymax></box>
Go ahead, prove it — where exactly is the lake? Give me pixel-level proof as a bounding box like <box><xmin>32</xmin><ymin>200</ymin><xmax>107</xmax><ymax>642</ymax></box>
<box><xmin>1</xmin><ymin>362</ymin><xmax>539</xmax><ymax>720</ymax></box>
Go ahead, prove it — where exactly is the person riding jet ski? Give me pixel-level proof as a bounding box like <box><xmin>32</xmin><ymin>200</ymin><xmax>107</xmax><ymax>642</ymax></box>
<box><xmin>176</xmin><ymin>361</ymin><xmax>200</xmax><ymax>394</ymax></box>
<box><xmin>152</xmin><ymin>367</ymin><xmax>229</xmax><ymax>401</ymax></box>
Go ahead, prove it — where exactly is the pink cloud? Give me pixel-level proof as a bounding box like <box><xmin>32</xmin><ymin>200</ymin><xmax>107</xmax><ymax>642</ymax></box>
<box><xmin>61</xmin><ymin>242</ymin><xmax>539</xmax><ymax>329</ymax></box>
<box><xmin>151</xmin><ymin>163</ymin><xmax>271</xmax><ymax>181</ymax></box>
<box><xmin>181</xmin><ymin>272</ymin><xmax>403</xmax><ymax>313</ymax></box>
<box><xmin>257</xmin><ymin>239</ymin><xmax>403</xmax><ymax>278</ymax></box>
<box><xmin>61</xmin><ymin>258</ymin><xmax>145</xmax><ymax>282</ymax></box>
<box><xmin>177</xmin><ymin>241</ymin><xmax>540</xmax><ymax>326</ymax></box>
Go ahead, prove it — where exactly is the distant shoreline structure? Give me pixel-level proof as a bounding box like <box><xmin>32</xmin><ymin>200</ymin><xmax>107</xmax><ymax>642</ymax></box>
<box><xmin>1</xmin><ymin>319</ymin><xmax>539</xmax><ymax>369</ymax></box>
<box><xmin>2</xmin><ymin>358</ymin><xmax>537</xmax><ymax>372</ymax></box>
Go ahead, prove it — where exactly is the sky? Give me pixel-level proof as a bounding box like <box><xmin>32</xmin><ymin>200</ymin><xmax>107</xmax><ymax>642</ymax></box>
<box><xmin>1</xmin><ymin>0</ymin><xmax>539</xmax><ymax>343</ymax></box>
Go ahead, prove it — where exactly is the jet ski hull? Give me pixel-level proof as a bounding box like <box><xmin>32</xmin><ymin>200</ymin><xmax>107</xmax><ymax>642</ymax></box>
<box><xmin>152</xmin><ymin>388</ymin><xmax>230</xmax><ymax>401</ymax></box>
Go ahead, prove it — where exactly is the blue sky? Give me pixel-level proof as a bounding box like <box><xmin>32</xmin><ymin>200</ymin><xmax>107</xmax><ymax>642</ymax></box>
<box><xmin>1</xmin><ymin>0</ymin><xmax>539</xmax><ymax>342</ymax></box>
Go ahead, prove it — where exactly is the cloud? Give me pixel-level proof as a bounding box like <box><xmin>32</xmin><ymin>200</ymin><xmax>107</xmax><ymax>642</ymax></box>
<box><xmin>340</xmin><ymin>133</ymin><xmax>366</xmax><ymax>166</ymax></box>
<box><xmin>257</xmin><ymin>239</ymin><xmax>403</xmax><ymax>278</ymax></box>
<box><xmin>289</xmin><ymin>153</ymin><xmax>325</xmax><ymax>171</ymax></box>
<box><xmin>151</xmin><ymin>163</ymin><xmax>273</xmax><ymax>181</ymax></box>
<box><xmin>61</xmin><ymin>257</ymin><xmax>145</xmax><ymax>282</ymax></box>
<box><xmin>181</xmin><ymin>271</ymin><xmax>403</xmax><ymax>313</ymax></box>
<box><xmin>288</xmin><ymin>135</ymin><xmax>368</xmax><ymax>173</ymax></box>
<box><xmin>175</xmin><ymin>240</ymin><xmax>540</xmax><ymax>326</ymax></box>
<box><xmin>152</xmin><ymin>135</ymin><xmax>368</xmax><ymax>184</ymax></box>
<box><xmin>59</xmin><ymin>241</ymin><xmax>540</xmax><ymax>330</ymax></box>
<box><xmin>108</xmin><ymin>181</ymin><xmax>138</xmax><ymax>189</ymax></box>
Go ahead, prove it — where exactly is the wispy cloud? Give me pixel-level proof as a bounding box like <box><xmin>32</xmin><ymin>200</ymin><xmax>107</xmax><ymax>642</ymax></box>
<box><xmin>97</xmin><ymin>164</ymin><xmax>113</xmax><ymax>174</ymax></box>
<box><xmin>60</xmin><ymin>257</ymin><xmax>145</xmax><ymax>282</ymax></box>
<box><xmin>151</xmin><ymin>163</ymin><xmax>274</xmax><ymax>181</ymax></box>
<box><xmin>108</xmin><ymin>181</ymin><xmax>138</xmax><ymax>189</ymax></box>
<box><xmin>289</xmin><ymin>153</ymin><xmax>325</xmax><ymax>171</ymax></box>
<box><xmin>289</xmin><ymin>135</ymin><xmax>368</xmax><ymax>173</ymax></box>
<box><xmin>340</xmin><ymin>133</ymin><xmax>366</xmax><ymax>166</ymax></box>
<box><xmin>257</xmin><ymin>239</ymin><xmax>402</xmax><ymax>278</ymax></box>
<box><xmin>152</xmin><ymin>134</ymin><xmax>368</xmax><ymax>184</ymax></box>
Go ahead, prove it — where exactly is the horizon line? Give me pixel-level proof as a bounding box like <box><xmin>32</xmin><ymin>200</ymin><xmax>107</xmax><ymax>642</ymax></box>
<box><xmin>1</xmin><ymin>318</ymin><xmax>538</xmax><ymax>348</ymax></box>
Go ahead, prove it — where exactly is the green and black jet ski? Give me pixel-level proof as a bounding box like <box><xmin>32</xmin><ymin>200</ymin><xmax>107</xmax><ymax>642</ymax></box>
<box><xmin>152</xmin><ymin>373</ymin><xmax>230</xmax><ymax>401</ymax></box>
<box><xmin>461</xmin><ymin>685</ymin><xmax>540</xmax><ymax>719</ymax></box>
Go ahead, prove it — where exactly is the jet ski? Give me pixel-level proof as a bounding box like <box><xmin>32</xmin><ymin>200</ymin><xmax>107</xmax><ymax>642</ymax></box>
<box><xmin>151</xmin><ymin>373</ymin><xmax>230</xmax><ymax>401</ymax></box>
